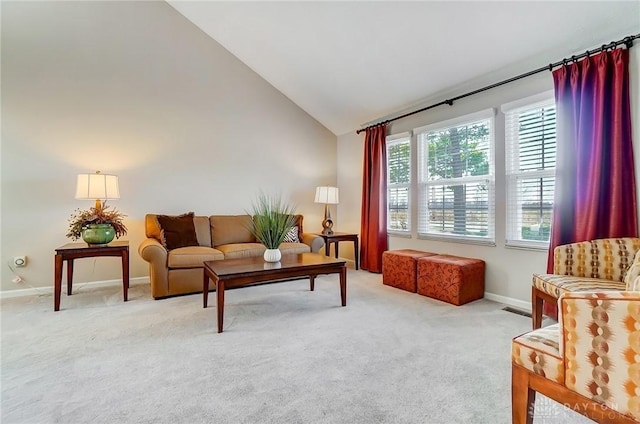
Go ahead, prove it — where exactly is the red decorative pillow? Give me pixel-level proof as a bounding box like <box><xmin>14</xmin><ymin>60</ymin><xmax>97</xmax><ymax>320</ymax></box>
<box><xmin>156</xmin><ymin>212</ymin><xmax>199</xmax><ymax>250</ymax></box>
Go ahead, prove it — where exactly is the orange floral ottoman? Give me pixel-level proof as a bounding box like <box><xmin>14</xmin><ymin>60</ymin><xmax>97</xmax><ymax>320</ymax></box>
<box><xmin>417</xmin><ymin>255</ymin><xmax>485</xmax><ymax>305</ymax></box>
<box><xmin>382</xmin><ymin>250</ymin><xmax>437</xmax><ymax>292</ymax></box>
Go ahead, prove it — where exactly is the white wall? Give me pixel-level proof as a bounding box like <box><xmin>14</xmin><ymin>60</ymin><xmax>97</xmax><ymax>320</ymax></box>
<box><xmin>1</xmin><ymin>1</ymin><xmax>337</xmax><ymax>292</ymax></box>
<box><xmin>338</xmin><ymin>47</ymin><xmax>640</xmax><ymax>306</ymax></box>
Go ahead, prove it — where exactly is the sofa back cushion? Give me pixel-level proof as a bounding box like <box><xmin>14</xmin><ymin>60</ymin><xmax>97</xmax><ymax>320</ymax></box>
<box><xmin>210</xmin><ymin>215</ymin><xmax>256</xmax><ymax>247</ymax></box>
<box><xmin>145</xmin><ymin>214</ymin><xmax>212</xmax><ymax>247</ymax></box>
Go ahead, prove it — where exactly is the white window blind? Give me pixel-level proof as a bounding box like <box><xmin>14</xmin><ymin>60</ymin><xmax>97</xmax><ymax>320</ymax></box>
<box><xmin>503</xmin><ymin>94</ymin><xmax>556</xmax><ymax>248</ymax></box>
<box><xmin>416</xmin><ymin>110</ymin><xmax>495</xmax><ymax>243</ymax></box>
<box><xmin>387</xmin><ymin>134</ymin><xmax>411</xmax><ymax>233</ymax></box>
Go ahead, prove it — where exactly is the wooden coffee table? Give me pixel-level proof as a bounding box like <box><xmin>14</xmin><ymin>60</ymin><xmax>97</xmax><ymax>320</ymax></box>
<box><xmin>202</xmin><ymin>253</ymin><xmax>347</xmax><ymax>333</ymax></box>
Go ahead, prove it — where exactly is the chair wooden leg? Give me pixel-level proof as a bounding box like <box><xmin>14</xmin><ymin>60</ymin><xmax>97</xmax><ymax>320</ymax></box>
<box><xmin>531</xmin><ymin>287</ymin><xmax>544</xmax><ymax>330</ymax></box>
<box><xmin>512</xmin><ymin>364</ymin><xmax>535</xmax><ymax>424</ymax></box>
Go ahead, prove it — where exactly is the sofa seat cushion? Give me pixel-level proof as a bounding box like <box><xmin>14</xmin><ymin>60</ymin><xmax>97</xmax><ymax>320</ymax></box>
<box><xmin>532</xmin><ymin>273</ymin><xmax>626</xmax><ymax>298</ymax></box>
<box><xmin>217</xmin><ymin>243</ymin><xmax>266</xmax><ymax>259</ymax></box>
<box><xmin>279</xmin><ymin>242</ymin><xmax>311</xmax><ymax>255</ymax></box>
<box><xmin>512</xmin><ymin>324</ymin><xmax>564</xmax><ymax>384</ymax></box>
<box><xmin>168</xmin><ymin>246</ymin><xmax>224</xmax><ymax>268</ymax></box>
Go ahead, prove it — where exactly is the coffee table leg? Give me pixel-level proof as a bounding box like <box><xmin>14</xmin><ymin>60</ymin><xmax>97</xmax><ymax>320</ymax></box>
<box><xmin>340</xmin><ymin>266</ymin><xmax>347</xmax><ymax>306</ymax></box>
<box><xmin>310</xmin><ymin>274</ymin><xmax>315</xmax><ymax>291</ymax></box>
<box><xmin>203</xmin><ymin>271</ymin><xmax>209</xmax><ymax>308</ymax></box>
<box><xmin>217</xmin><ymin>280</ymin><xmax>225</xmax><ymax>333</ymax></box>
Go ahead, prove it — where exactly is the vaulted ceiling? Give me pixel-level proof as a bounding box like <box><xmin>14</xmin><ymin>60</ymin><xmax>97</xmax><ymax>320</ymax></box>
<box><xmin>168</xmin><ymin>1</ymin><xmax>640</xmax><ymax>135</ymax></box>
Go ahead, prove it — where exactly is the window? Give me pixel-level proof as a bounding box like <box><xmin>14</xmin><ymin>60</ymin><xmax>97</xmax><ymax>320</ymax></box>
<box><xmin>503</xmin><ymin>92</ymin><xmax>556</xmax><ymax>248</ymax></box>
<box><xmin>386</xmin><ymin>133</ymin><xmax>411</xmax><ymax>233</ymax></box>
<box><xmin>415</xmin><ymin>109</ymin><xmax>495</xmax><ymax>243</ymax></box>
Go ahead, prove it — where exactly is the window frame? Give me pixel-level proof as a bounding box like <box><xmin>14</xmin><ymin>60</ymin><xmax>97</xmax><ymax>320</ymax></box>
<box><xmin>414</xmin><ymin>109</ymin><xmax>496</xmax><ymax>245</ymax></box>
<box><xmin>502</xmin><ymin>91</ymin><xmax>556</xmax><ymax>250</ymax></box>
<box><xmin>386</xmin><ymin>132</ymin><xmax>412</xmax><ymax>235</ymax></box>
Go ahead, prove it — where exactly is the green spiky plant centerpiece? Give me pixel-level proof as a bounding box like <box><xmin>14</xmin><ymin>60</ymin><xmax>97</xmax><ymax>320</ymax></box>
<box><xmin>67</xmin><ymin>203</ymin><xmax>127</xmax><ymax>245</ymax></box>
<box><xmin>248</xmin><ymin>193</ymin><xmax>297</xmax><ymax>262</ymax></box>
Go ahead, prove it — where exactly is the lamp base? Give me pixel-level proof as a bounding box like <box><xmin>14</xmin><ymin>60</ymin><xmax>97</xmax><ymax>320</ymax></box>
<box><xmin>321</xmin><ymin>204</ymin><xmax>334</xmax><ymax>235</ymax></box>
<box><xmin>321</xmin><ymin>218</ymin><xmax>334</xmax><ymax>235</ymax></box>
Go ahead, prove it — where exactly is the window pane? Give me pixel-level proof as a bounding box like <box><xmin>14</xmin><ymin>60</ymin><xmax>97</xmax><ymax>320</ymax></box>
<box><xmin>388</xmin><ymin>186</ymin><xmax>409</xmax><ymax>231</ymax></box>
<box><xmin>388</xmin><ymin>141</ymin><xmax>410</xmax><ymax>184</ymax></box>
<box><xmin>422</xmin><ymin>182</ymin><xmax>490</xmax><ymax>238</ymax></box>
<box><xmin>387</xmin><ymin>136</ymin><xmax>411</xmax><ymax>233</ymax></box>
<box><xmin>517</xmin><ymin>107</ymin><xmax>556</xmax><ymax>171</ymax></box>
<box><xmin>517</xmin><ymin>176</ymin><xmax>554</xmax><ymax>242</ymax></box>
<box><xmin>425</xmin><ymin>120</ymin><xmax>490</xmax><ymax>181</ymax></box>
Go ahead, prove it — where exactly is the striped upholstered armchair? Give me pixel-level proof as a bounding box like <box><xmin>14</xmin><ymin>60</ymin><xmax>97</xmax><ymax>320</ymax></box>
<box><xmin>532</xmin><ymin>237</ymin><xmax>640</xmax><ymax>329</ymax></box>
<box><xmin>512</xmin><ymin>291</ymin><xmax>640</xmax><ymax>423</ymax></box>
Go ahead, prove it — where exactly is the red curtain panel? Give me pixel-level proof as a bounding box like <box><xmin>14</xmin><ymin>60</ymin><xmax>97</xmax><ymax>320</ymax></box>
<box><xmin>545</xmin><ymin>48</ymin><xmax>638</xmax><ymax>318</ymax></box>
<box><xmin>360</xmin><ymin>125</ymin><xmax>388</xmax><ymax>273</ymax></box>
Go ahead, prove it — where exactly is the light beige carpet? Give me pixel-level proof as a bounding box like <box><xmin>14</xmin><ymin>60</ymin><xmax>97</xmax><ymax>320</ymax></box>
<box><xmin>1</xmin><ymin>270</ymin><xmax>589</xmax><ymax>423</ymax></box>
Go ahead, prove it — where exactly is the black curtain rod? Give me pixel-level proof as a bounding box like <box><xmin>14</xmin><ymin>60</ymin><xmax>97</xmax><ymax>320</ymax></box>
<box><xmin>356</xmin><ymin>33</ymin><xmax>640</xmax><ymax>135</ymax></box>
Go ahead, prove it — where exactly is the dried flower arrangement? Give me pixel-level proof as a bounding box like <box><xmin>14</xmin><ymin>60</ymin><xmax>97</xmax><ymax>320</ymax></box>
<box><xmin>66</xmin><ymin>203</ymin><xmax>128</xmax><ymax>241</ymax></box>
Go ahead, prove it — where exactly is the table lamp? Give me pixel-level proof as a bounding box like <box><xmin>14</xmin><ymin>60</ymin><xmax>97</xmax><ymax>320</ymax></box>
<box><xmin>75</xmin><ymin>171</ymin><xmax>120</xmax><ymax>212</ymax></box>
<box><xmin>315</xmin><ymin>186</ymin><xmax>339</xmax><ymax>235</ymax></box>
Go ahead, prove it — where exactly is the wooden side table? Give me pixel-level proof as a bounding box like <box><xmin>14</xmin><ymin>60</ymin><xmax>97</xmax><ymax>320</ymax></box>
<box><xmin>314</xmin><ymin>232</ymin><xmax>359</xmax><ymax>270</ymax></box>
<box><xmin>54</xmin><ymin>241</ymin><xmax>129</xmax><ymax>311</ymax></box>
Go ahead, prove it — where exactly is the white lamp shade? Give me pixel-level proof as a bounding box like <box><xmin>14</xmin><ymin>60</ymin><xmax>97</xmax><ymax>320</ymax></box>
<box><xmin>314</xmin><ymin>186</ymin><xmax>339</xmax><ymax>204</ymax></box>
<box><xmin>75</xmin><ymin>173</ymin><xmax>120</xmax><ymax>200</ymax></box>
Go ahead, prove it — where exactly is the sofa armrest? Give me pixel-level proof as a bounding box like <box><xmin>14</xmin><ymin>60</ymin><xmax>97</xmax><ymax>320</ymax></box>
<box><xmin>138</xmin><ymin>238</ymin><xmax>169</xmax><ymax>298</ymax></box>
<box><xmin>558</xmin><ymin>291</ymin><xmax>640</xmax><ymax>418</ymax></box>
<box><xmin>553</xmin><ymin>237</ymin><xmax>640</xmax><ymax>281</ymax></box>
<box><xmin>301</xmin><ymin>233</ymin><xmax>324</xmax><ymax>253</ymax></box>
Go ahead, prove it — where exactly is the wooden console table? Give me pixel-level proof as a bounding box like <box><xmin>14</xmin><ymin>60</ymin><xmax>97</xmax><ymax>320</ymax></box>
<box><xmin>314</xmin><ymin>232</ymin><xmax>359</xmax><ymax>270</ymax></box>
<box><xmin>54</xmin><ymin>241</ymin><xmax>129</xmax><ymax>311</ymax></box>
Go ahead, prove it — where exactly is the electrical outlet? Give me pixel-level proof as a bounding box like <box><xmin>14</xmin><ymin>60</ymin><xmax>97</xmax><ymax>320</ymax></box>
<box><xmin>13</xmin><ymin>256</ymin><xmax>26</xmax><ymax>267</ymax></box>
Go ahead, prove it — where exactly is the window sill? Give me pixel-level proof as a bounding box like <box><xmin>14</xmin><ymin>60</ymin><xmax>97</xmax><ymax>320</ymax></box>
<box><xmin>505</xmin><ymin>241</ymin><xmax>549</xmax><ymax>252</ymax></box>
<box><xmin>388</xmin><ymin>231</ymin><xmax>411</xmax><ymax>239</ymax></box>
<box><xmin>417</xmin><ymin>234</ymin><xmax>496</xmax><ymax>247</ymax></box>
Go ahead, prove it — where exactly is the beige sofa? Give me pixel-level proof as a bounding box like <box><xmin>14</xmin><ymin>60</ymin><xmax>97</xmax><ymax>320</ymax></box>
<box><xmin>138</xmin><ymin>214</ymin><xmax>324</xmax><ymax>298</ymax></box>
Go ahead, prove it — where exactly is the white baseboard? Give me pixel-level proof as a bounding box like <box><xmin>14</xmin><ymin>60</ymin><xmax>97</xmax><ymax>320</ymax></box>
<box><xmin>0</xmin><ymin>277</ymin><xmax>150</xmax><ymax>299</ymax></box>
<box><xmin>2</xmin><ymin>274</ymin><xmax>530</xmax><ymax>313</ymax></box>
<box><xmin>484</xmin><ymin>292</ymin><xmax>531</xmax><ymax>312</ymax></box>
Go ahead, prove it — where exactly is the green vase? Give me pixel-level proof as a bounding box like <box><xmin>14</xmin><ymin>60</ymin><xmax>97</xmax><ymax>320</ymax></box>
<box><xmin>82</xmin><ymin>224</ymin><xmax>115</xmax><ymax>245</ymax></box>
